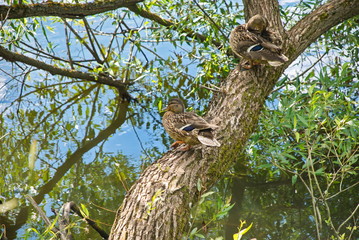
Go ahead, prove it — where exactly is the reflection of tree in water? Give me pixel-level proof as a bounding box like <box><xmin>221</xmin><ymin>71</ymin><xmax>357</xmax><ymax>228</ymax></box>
<box><xmin>0</xmin><ymin>0</ymin><xmax>358</xmax><ymax>239</ymax></box>
<box><xmin>1</xmin><ymin>94</ymin><xmax>134</xmax><ymax>239</ymax></box>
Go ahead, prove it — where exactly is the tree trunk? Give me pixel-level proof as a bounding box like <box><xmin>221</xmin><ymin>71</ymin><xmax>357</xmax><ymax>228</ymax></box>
<box><xmin>109</xmin><ymin>0</ymin><xmax>359</xmax><ymax>239</ymax></box>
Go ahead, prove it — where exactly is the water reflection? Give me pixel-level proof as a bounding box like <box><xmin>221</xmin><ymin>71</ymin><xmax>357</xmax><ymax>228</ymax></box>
<box><xmin>0</xmin><ymin>95</ymin><xmax>137</xmax><ymax>239</ymax></box>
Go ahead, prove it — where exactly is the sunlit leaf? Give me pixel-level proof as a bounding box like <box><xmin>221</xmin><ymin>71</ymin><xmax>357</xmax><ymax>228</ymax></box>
<box><xmin>28</xmin><ymin>139</ymin><xmax>38</xmax><ymax>171</ymax></box>
<box><xmin>0</xmin><ymin>198</ymin><xmax>18</xmax><ymax>213</ymax></box>
<box><xmin>80</xmin><ymin>203</ymin><xmax>90</xmax><ymax>217</ymax></box>
<box><xmin>295</xmin><ymin>131</ymin><xmax>300</xmax><ymax>142</ymax></box>
<box><xmin>233</xmin><ymin>221</ymin><xmax>253</xmax><ymax>240</ymax></box>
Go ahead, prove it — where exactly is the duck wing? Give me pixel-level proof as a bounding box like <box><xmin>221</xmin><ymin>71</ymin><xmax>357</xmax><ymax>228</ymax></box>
<box><xmin>230</xmin><ymin>25</ymin><xmax>287</xmax><ymax>59</ymax></box>
<box><xmin>230</xmin><ymin>26</ymin><xmax>261</xmax><ymax>54</ymax></box>
<box><xmin>174</xmin><ymin>112</ymin><xmax>218</xmax><ymax>131</ymax></box>
<box><xmin>174</xmin><ymin>113</ymin><xmax>220</xmax><ymax>147</ymax></box>
<box><xmin>232</xmin><ymin>40</ymin><xmax>288</xmax><ymax>66</ymax></box>
<box><xmin>257</xmin><ymin>37</ymin><xmax>282</xmax><ymax>53</ymax></box>
<box><xmin>246</xmin><ymin>43</ymin><xmax>288</xmax><ymax>64</ymax></box>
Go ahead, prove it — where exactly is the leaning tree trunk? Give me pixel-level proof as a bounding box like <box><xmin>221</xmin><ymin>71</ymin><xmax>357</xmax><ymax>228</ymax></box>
<box><xmin>109</xmin><ymin>0</ymin><xmax>359</xmax><ymax>239</ymax></box>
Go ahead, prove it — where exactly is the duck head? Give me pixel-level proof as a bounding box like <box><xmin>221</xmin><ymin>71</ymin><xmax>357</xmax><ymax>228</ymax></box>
<box><xmin>246</xmin><ymin>14</ymin><xmax>268</xmax><ymax>34</ymax></box>
<box><xmin>163</xmin><ymin>98</ymin><xmax>185</xmax><ymax>113</ymax></box>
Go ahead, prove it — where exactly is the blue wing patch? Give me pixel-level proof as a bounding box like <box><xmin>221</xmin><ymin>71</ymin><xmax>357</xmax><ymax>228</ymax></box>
<box><xmin>247</xmin><ymin>44</ymin><xmax>263</xmax><ymax>52</ymax></box>
<box><xmin>180</xmin><ymin>124</ymin><xmax>195</xmax><ymax>132</ymax></box>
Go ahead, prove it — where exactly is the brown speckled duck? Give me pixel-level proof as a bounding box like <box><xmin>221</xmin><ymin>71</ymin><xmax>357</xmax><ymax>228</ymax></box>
<box><xmin>162</xmin><ymin>98</ymin><xmax>220</xmax><ymax>151</ymax></box>
<box><xmin>229</xmin><ymin>14</ymin><xmax>288</xmax><ymax>69</ymax></box>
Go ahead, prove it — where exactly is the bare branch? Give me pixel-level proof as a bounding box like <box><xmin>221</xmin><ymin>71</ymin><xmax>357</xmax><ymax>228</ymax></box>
<box><xmin>62</xmin><ymin>18</ymin><xmax>103</xmax><ymax>63</ymax></box>
<box><xmin>0</xmin><ymin>45</ymin><xmax>128</xmax><ymax>89</ymax></box>
<box><xmin>0</xmin><ymin>0</ymin><xmax>143</xmax><ymax>20</ymax></box>
<box><xmin>288</xmin><ymin>0</ymin><xmax>359</xmax><ymax>60</ymax></box>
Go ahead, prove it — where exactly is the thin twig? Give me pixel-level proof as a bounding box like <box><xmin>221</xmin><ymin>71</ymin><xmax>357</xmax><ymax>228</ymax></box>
<box><xmin>271</xmin><ymin>51</ymin><xmax>328</xmax><ymax>93</ymax></box>
<box><xmin>0</xmin><ymin>44</ymin><xmax>128</xmax><ymax>88</ymax></box>
<box><xmin>104</xmin><ymin>15</ymin><xmax>123</xmax><ymax>62</ymax></box>
<box><xmin>62</xmin><ymin>18</ymin><xmax>101</xmax><ymax>63</ymax></box>
<box><xmin>338</xmin><ymin>203</ymin><xmax>359</xmax><ymax>233</ymax></box>
<box><xmin>0</xmin><ymin>5</ymin><xmax>11</xmax><ymax>29</ymax></box>
<box><xmin>64</xmin><ymin>23</ymin><xmax>74</xmax><ymax>69</ymax></box>
<box><xmin>17</xmin><ymin>41</ymin><xmax>92</xmax><ymax>70</ymax></box>
<box><xmin>130</xmin><ymin>116</ymin><xmax>152</xmax><ymax>161</ymax></box>
<box><xmin>127</xmin><ymin>4</ymin><xmax>222</xmax><ymax>49</ymax></box>
<box><xmin>199</xmin><ymin>84</ymin><xmax>223</xmax><ymax>93</ymax></box>
<box><xmin>83</xmin><ymin>17</ymin><xmax>105</xmax><ymax>65</ymax></box>
<box><xmin>25</xmin><ymin>195</ymin><xmax>65</xmax><ymax>239</ymax></box>
<box><xmin>193</xmin><ymin>0</ymin><xmax>228</xmax><ymax>41</ymax></box>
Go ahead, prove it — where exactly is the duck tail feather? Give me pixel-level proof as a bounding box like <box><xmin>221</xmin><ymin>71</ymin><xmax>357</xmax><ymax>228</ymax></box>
<box><xmin>198</xmin><ymin>136</ymin><xmax>221</xmax><ymax>147</ymax></box>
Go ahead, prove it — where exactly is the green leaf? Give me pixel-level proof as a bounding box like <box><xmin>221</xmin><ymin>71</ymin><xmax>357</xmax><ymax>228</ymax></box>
<box><xmin>315</xmin><ymin>168</ymin><xmax>325</xmax><ymax>176</ymax></box>
<box><xmin>26</xmin><ymin>228</ymin><xmax>40</xmax><ymax>234</ymax></box>
<box><xmin>189</xmin><ymin>227</ymin><xmax>198</xmax><ymax>236</ymax></box>
<box><xmin>308</xmin><ymin>84</ymin><xmax>316</xmax><ymax>96</ymax></box>
<box><xmin>233</xmin><ymin>222</ymin><xmax>253</xmax><ymax>240</ymax></box>
<box><xmin>80</xmin><ymin>203</ymin><xmax>89</xmax><ymax>217</ymax></box>
<box><xmin>197</xmin><ymin>178</ymin><xmax>202</xmax><ymax>192</ymax></box>
<box><xmin>292</xmin><ymin>175</ymin><xmax>298</xmax><ymax>185</ymax></box>
<box><xmin>295</xmin><ymin>131</ymin><xmax>300</xmax><ymax>142</ymax></box>
<box><xmin>282</xmin><ymin>152</ymin><xmax>297</xmax><ymax>160</ymax></box>
<box><xmin>158</xmin><ymin>99</ymin><xmax>163</xmax><ymax>111</ymax></box>
<box><xmin>201</xmin><ymin>191</ymin><xmax>214</xmax><ymax>199</ymax></box>
<box><xmin>28</xmin><ymin>139</ymin><xmax>38</xmax><ymax>171</ymax></box>
<box><xmin>194</xmin><ymin>233</ymin><xmax>205</xmax><ymax>238</ymax></box>
<box><xmin>293</xmin><ymin>115</ymin><xmax>297</xmax><ymax>129</ymax></box>
<box><xmin>297</xmin><ymin>114</ymin><xmax>308</xmax><ymax>127</ymax></box>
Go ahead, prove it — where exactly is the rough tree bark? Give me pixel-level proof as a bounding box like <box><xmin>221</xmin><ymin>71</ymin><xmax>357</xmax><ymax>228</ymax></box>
<box><xmin>0</xmin><ymin>0</ymin><xmax>143</xmax><ymax>20</ymax></box>
<box><xmin>109</xmin><ymin>0</ymin><xmax>359</xmax><ymax>239</ymax></box>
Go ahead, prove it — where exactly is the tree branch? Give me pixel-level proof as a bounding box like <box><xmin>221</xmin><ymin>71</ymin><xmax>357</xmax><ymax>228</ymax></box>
<box><xmin>287</xmin><ymin>0</ymin><xmax>359</xmax><ymax>61</ymax></box>
<box><xmin>109</xmin><ymin>63</ymin><xmax>278</xmax><ymax>239</ymax></box>
<box><xmin>0</xmin><ymin>0</ymin><xmax>143</xmax><ymax>20</ymax></box>
<box><xmin>0</xmin><ymin>45</ymin><xmax>128</xmax><ymax>90</ymax></box>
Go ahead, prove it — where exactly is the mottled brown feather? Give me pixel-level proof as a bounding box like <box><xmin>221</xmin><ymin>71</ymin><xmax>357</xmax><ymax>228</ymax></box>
<box><xmin>162</xmin><ymin>98</ymin><xmax>220</xmax><ymax>148</ymax></box>
<box><xmin>229</xmin><ymin>15</ymin><xmax>288</xmax><ymax>68</ymax></box>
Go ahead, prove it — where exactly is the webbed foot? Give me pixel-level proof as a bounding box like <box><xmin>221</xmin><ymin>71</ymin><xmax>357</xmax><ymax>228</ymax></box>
<box><xmin>171</xmin><ymin>141</ymin><xmax>186</xmax><ymax>149</ymax></box>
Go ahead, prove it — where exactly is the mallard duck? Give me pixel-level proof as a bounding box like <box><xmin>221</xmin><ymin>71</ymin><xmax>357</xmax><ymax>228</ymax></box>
<box><xmin>229</xmin><ymin>14</ymin><xmax>288</xmax><ymax>69</ymax></box>
<box><xmin>246</xmin><ymin>14</ymin><xmax>282</xmax><ymax>46</ymax></box>
<box><xmin>246</xmin><ymin>14</ymin><xmax>269</xmax><ymax>35</ymax></box>
<box><xmin>162</xmin><ymin>98</ymin><xmax>220</xmax><ymax>151</ymax></box>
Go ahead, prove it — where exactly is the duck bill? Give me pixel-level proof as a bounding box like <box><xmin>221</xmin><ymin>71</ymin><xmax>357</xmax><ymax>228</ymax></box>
<box><xmin>161</xmin><ymin>106</ymin><xmax>169</xmax><ymax>112</ymax></box>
